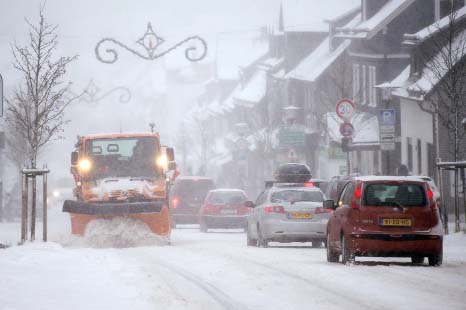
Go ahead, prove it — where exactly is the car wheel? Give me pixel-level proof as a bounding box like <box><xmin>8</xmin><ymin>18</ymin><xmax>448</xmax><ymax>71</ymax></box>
<box><xmin>246</xmin><ymin>228</ymin><xmax>257</xmax><ymax>246</ymax></box>
<box><xmin>411</xmin><ymin>256</ymin><xmax>425</xmax><ymax>264</ymax></box>
<box><xmin>311</xmin><ymin>241</ymin><xmax>322</xmax><ymax>248</ymax></box>
<box><xmin>428</xmin><ymin>252</ymin><xmax>443</xmax><ymax>266</ymax></box>
<box><xmin>257</xmin><ymin>226</ymin><xmax>269</xmax><ymax>248</ymax></box>
<box><xmin>199</xmin><ymin>218</ymin><xmax>208</xmax><ymax>233</ymax></box>
<box><xmin>326</xmin><ymin>233</ymin><xmax>339</xmax><ymax>263</ymax></box>
<box><xmin>341</xmin><ymin>235</ymin><xmax>355</xmax><ymax>264</ymax></box>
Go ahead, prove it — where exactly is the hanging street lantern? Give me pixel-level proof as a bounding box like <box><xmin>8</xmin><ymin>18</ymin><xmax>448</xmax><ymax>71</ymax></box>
<box><xmin>95</xmin><ymin>23</ymin><xmax>208</xmax><ymax>64</ymax></box>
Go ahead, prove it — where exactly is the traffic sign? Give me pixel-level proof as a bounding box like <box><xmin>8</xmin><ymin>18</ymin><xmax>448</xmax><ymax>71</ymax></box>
<box><xmin>380</xmin><ymin>133</ymin><xmax>395</xmax><ymax>151</ymax></box>
<box><xmin>336</xmin><ymin>99</ymin><xmax>355</xmax><ymax>121</ymax></box>
<box><xmin>278</xmin><ymin>126</ymin><xmax>305</xmax><ymax>147</ymax></box>
<box><xmin>379</xmin><ymin>109</ymin><xmax>396</xmax><ymax>126</ymax></box>
<box><xmin>378</xmin><ymin>109</ymin><xmax>397</xmax><ymax>151</ymax></box>
<box><xmin>339</xmin><ymin>122</ymin><xmax>354</xmax><ymax>137</ymax></box>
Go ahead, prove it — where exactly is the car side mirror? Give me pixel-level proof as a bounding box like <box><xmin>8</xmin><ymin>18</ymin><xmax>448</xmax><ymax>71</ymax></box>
<box><xmin>244</xmin><ymin>201</ymin><xmax>255</xmax><ymax>208</ymax></box>
<box><xmin>166</xmin><ymin>147</ymin><xmax>175</xmax><ymax>161</ymax></box>
<box><xmin>323</xmin><ymin>199</ymin><xmax>336</xmax><ymax>210</ymax></box>
<box><xmin>71</xmin><ymin>151</ymin><xmax>78</xmax><ymax>165</ymax></box>
<box><xmin>168</xmin><ymin>161</ymin><xmax>177</xmax><ymax>171</ymax></box>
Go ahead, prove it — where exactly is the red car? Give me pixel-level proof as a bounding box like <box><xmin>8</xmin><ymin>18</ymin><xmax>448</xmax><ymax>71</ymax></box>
<box><xmin>199</xmin><ymin>189</ymin><xmax>251</xmax><ymax>232</ymax></box>
<box><xmin>325</xmin><ymin>176</ymin><xmax>443</xmax><ymax>266</ymax></box>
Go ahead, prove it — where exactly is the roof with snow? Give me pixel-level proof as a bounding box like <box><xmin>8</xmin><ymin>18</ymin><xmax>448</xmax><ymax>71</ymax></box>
<box><xmin>285</xmin><ymin>37</ymin><xmax>351</xmax><ymax>82</ymax></box>
<box><xmin>233</xmin><ymin>70</ymin><xmax>267</xmax><ymax>106</ymax></box>
<box><xmin>403</xmin><ymin>5</ymin><xmax>466</xmax><ymax>43</ymax></box>
<box><xmin>336</xmin><ymin>0</ymin><xmax>416</xmax><ymax>39</ymax></box>
<box><xmin>391</xmin><ymin>30</ymin><xmax>466</xmax><ymax>100</ymax></box>
<box><xmin>282</xmin><ymin>0</ymin><xmax>360</xmax><ymax>32</ymax></box>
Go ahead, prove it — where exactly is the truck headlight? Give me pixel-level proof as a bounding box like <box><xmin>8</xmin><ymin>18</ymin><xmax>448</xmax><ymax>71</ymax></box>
<box><xmin>156</xmin><ymin>155</ymin><xmax>168</xmax><ymax>169</ymax></box>
<box><xmin>78</xmin><ymin>158</ymin><xmax>92</xmax><ymax>172</ymax></box>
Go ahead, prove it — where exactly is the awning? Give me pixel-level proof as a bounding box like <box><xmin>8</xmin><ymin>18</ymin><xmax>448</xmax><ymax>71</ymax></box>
<box><xmin>326</xmin><ymin>112</ymin><xmax>380</xmax><ymax>147</ymax></box>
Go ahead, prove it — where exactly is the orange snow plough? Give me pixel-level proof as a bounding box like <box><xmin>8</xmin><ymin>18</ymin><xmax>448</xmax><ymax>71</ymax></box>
<box><xmin>63</xmin><ymin>132</ymin><xmax>176</xmax><ymax>237</ymax></box>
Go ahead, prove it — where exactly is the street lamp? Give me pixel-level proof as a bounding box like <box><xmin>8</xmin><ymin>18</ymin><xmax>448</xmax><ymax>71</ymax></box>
<box><xmin>95</xmin><ymin>23</ymin><xmax>208</xmax><ymax>64</ymax></box>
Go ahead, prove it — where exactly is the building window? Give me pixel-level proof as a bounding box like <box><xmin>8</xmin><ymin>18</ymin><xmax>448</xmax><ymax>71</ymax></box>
<box><xmin>417</xmin><ymin>139</ymin><xmax>422</xmax><ymax>175</ymax></box>
<box><xmin>352</xmin><ymin>64</ymin><xmax>360</xmax><ymax>104</ymax></box>
<box><xmin>407</xmin><ymin>137</ymin><xmax>413</xmax><ymax>172</ymax></box>
<box><xmin>368</xmin><ymin>66</ymin><xmax>377</xmax><ymax>107</ymax></box>
<box><xmin>362</xmin><ymin>65</ymin><xmax>367</xmax><ymax>105</ymax></box>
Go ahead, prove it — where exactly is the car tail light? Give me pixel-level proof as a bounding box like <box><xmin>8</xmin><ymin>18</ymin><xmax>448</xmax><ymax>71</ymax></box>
<box><xmin>264</xmin><ymin>206</ymin><xmax>285</xmax><ymax>213</ymax></box>
<box><xmin>304</xmin><ymin>182</ymin><xmax>314</xmax><ymax>187</ymax></box>
<box><xmin>350</xmin><ymin>181</ymin><xmax>362</xmax><ymax>209</ymax></box>
<box><xmin>315</xmin><ymin>207</ymin><xmax>332</xmax><ymax>214</ymax></box>
<box><xmin>172</xmin><ymin>197</ymin><xmax>179</xmax><ymax>209</ymax></box>
<box><xmin>427</xmin><ymin>187</ymin><xmax>438</xmax><ymax>210</ymax></box>
<box><xmin>203</xmin><ymin>204</ymin><xmax>220</xmax><ymax>215</ymax></box>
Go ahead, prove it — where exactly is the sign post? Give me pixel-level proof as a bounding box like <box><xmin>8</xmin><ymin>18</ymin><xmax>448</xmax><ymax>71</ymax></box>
<box><xmin>336</xmin><ymin>99</ymin><xmax>355</xmax><ymax>175</ymax></box>
<box><xmin>378</xmin><ymin>109</ymin><xmax>396</xmax><ymax>151</ymax></box>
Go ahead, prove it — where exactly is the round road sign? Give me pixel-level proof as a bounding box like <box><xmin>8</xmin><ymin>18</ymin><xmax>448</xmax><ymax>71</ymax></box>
<box><xmin>336</xmin><ymin>98</ymin><xmax>355</xmax><ymax>121</ymax></box>
<box><xmin>339</xmin><ymin>122</ymin><xmax>354</xmax><ymax>137</ymax></box>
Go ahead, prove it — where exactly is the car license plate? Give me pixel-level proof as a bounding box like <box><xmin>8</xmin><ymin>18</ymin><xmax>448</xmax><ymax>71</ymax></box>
<box><xmin>221</xmin><ymin>209</ymin><xmax>237</xmax><ymax>215</ymax></box>
<box><xmin>380</xmin><ymin>218</ymin><xmax>411</xmax><ymax>226</ymax></box>
<box><xmin>289</xmin><ymin>212</ymin><xmax>312</xmax><ymax>219</ymax></box>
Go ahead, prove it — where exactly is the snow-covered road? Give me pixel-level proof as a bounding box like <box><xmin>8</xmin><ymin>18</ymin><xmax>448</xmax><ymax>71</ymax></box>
<box><xmin>1</xmin><ymin>208</ymin><xmax>466</xmax><ymax>310</ymax></box>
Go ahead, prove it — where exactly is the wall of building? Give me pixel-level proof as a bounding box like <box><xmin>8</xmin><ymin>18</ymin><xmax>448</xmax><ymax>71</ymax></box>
<box><xmin>399</xmin><ymin>98</ymin><xmax>434</xmax><ymax>176</ymax></box>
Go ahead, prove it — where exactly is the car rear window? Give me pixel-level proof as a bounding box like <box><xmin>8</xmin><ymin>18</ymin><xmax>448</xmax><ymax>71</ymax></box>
<box><xmin>271</xmin><ymin>190</ymin><xmax>324</xmax><ymax>203</ymax></box>
<box><xmin>174</xmin><ymin>179</ymin><xmax>215</xmax><ymax>197</ymax></box>
<box><xmin>208</xmin><ymin>192</ymin><xmax>246</xmax><ymax>204</ymax></box>
<box><xmin>363</xmin><ymin>183</ymin><xmax>427</xmax><ymax>207</ymax></box>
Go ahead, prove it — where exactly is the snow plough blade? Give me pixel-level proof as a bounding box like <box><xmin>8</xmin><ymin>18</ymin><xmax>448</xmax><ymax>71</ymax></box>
<box><xmin>63</xmin><ymin>200</ymin><xmax>171</xmax><ymax>236</ymax></box>
<box><xmin>63</xmin><ymin>200</ymin><xmax>164</xmax><ymax>215</ymax></box>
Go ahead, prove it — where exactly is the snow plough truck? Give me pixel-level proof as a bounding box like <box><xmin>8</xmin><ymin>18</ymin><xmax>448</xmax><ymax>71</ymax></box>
<box><xmin>63</xmin><ymin>132</ymin><xmax>176</xmax><ymax>238</ymax></box>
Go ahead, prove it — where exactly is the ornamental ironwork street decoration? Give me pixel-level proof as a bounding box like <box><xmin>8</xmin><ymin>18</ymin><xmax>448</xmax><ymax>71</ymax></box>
<box><xmin>95</xmin><ymin>23</ymin><xmax>208</xmax><ymax>64</ymax></box>
<box><xmin>66</xmin><ymin>80</ymin><xmax>132</xmax><ymax>106</ymax></box>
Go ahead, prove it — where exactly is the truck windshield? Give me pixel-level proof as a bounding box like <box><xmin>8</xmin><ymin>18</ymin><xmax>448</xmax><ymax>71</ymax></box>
<box><xmin>86</xmin><ymin>137</ymin><xmax>160</xmax><ymax>179</ymax></box>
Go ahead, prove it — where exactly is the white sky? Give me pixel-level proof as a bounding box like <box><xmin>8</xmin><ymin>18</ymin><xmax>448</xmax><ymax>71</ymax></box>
<box><xmin>0</xmin><ymin>0</ymin><xmax>357</xmax><ymax>181</ymax></box>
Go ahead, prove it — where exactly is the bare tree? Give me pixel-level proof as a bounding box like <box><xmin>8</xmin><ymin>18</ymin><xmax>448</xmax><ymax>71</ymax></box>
<box><xmin>5</xmin><ymin>7</ymin><xmax>78</xmax><ymax>239</ymax></box>
<box><xmin>6</xmin><ymin>7</ymin><xmax>78</xmax><ymax>169</ymax></box>
<box><xmin>416</xmin><ymin>7</ymin><xmax>466</xmax><ymax>161</ymax></box>
<box><xmin>414</xmin><ymin>6</ymin><xmax>466</xmax><ymax>232</ymax></box>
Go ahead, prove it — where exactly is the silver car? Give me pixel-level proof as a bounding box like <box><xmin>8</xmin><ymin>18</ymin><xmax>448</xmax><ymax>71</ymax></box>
<box><xmin>246</xmin><ymin>185</ymin><xmax>331</xmax><ymax>248</ymax></box>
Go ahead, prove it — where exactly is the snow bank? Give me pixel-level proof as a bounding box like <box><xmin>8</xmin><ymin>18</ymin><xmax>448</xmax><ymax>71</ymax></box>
<box><xmin>61</xmin><ymin>217</ymin><xmax>169</xmax><ymax>248</ymax></box>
